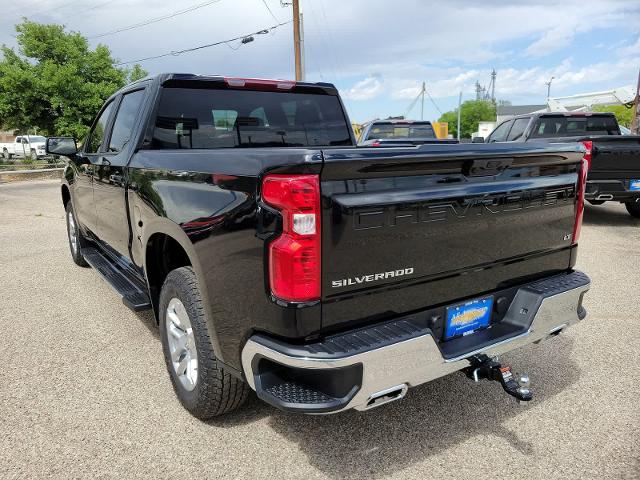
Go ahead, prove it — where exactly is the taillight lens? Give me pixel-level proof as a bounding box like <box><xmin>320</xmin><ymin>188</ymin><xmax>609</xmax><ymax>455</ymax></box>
<box><xmin>581</xmin><ymin>140</ymin><xmax>593</xmax><ymax>170</ymax></box>
<box><xmin>262</xmin><ymin>174</ymin><xmax>321</xmax><ymax>302</ymax></box>
<box><xmin>572</xmin><ymin>159</ymin><xmax>589</xmax><ymax>245</ymax></box>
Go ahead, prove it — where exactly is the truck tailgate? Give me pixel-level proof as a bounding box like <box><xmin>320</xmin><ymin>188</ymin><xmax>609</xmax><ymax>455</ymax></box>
<box><xmin>320</xmin><ymin>143</ymin><xmax>585</xmax><ymax>329</ymax></box>
<box><xmin>585</xmin><ymin>136</ymin><xmax>640</xmax><ymax>179</ymax></box>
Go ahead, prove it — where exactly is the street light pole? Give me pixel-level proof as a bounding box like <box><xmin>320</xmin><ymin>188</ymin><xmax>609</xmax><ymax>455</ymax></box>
<box><xmin>545</xmin><ymin>76</ymin><xmax>554</xmax><ymax>101</ymax></box>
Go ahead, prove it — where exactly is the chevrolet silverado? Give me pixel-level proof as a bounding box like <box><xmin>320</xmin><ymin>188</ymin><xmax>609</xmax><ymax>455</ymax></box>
<box><xmin>48</xmin><ymin>74</ymin><xmax>590</xmax><ymax>418</ymax></box>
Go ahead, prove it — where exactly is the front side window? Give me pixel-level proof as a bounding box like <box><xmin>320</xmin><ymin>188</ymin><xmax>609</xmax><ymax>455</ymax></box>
<box><xmin>487</xmin><ymin>120</ymin><xmax>513</xmax><ymax>142</ymax></box>
<box><xmin>108</xmin><ymin>90</ymin><xmax>146</xmax><ymax>153</ymax></box>
<box><xmin>151</xmin><ymin>87</ymin><xmax>352</xmax><ymax>149</ymax></box>
<box><xmin>86</xmin><ymin>102</ymin><xmax>115</xmax><ymax>153</ymax></box>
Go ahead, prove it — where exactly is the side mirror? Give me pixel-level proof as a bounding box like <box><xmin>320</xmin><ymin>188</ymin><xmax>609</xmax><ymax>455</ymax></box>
<box><xmin>46</xmin><ymin>137</ymin><xmax>78</xmax><ymax>157</ymax></box>
<box><xmin>471</xmin><ymin>136</ymin><xmax>485</xmax><ymax>143</ymax></box>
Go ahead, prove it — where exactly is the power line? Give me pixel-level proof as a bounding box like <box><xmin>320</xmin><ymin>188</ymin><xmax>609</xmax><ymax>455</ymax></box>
<box><xmin>114</xmin><ymin>21</ymin><xmax>291</xmax><ymax>66</ymax></box>
<box><xmin>261</xmin><ymin>0</ymin><xmax>280</xmax><ymax>22</ymax></box>
<box><xmin>74</xmin><ymin>0</ymin><xmax>116</xmax><ymax>16</ymax></box>
<box><xmin>426</xmin><ymin>89</ymin><xmax>443</xmax><ymax>115</ymax></box>
<box><xmin>88</xmin><ymin>0</ymin><xmax>224</xmax><ymax>39</ymax></box>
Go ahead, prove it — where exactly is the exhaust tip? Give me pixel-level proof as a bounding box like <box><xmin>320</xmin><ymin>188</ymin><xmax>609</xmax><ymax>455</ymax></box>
<box><xmin>595</xmin><ymin>194</ymin><xmax>614</xmax><ymax>201</ymax></box>
<box><xmin>364</xmin><ymin>384</ymin><xmax>408</xmax><ymax>410</ymax></box>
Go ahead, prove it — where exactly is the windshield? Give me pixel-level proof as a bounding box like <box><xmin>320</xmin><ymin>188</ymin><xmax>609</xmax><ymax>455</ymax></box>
<box><xmin>151</xmin><ymin>87</ymin><xmax>352</xmax><ymax>149</ymax></box>
<box><xmin>25</xmin><ymin>136</ymin><xmax>46</xmax><ymax>142</ymax></box>
<box><xmin>530</xmin><ymin>116</ymin><xmax>620</xmax><ymax>137</ymax></box>
<box><xmin>365</xmin><ymin>123</ymin><xmax>436</xmax><ymax>140</ymax></box>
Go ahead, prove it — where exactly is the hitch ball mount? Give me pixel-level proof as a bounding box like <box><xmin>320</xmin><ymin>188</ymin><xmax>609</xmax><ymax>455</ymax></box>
<box><xmin>465</xmin><ymin>354</ymin><xmax>533</xmax><ymax>403</ymax></box>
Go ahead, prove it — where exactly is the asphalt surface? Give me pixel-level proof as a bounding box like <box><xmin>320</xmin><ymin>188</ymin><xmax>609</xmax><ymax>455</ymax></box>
<box><xmin>1</xmin><ymin>179</ymin><xmax>638</xmax><ymax>480</ymax></box>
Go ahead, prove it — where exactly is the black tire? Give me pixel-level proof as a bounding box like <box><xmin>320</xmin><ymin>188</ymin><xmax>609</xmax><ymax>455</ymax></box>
<box><xmin>159</xmin><ymin>267</ymin><xmax>249</xmax><ymax>419</ymax></box>
<box><xmin>65</xmin><ymin>202</ymin><xmax>89</xmax><ymax>267</ymax></box>
<box><xmin>625</xmin><ymin>200</ymin><xmax>640</xmax><ymax>218</ymax></box>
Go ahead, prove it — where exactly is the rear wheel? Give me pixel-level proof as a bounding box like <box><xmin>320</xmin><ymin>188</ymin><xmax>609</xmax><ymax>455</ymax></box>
<box><xmin>65</xmin><ymin>202</ymin><xmax>89</xmax><ymax>267</ymax></box>
<box><xmin>625</xmin><ymin>200</ymin><xmax>640</xmax><ymax>218</ymax></box>
<box><xmin>159</xmin><ymin>267</ymin><xmax>249</xmax><ymax>419</ymax></box>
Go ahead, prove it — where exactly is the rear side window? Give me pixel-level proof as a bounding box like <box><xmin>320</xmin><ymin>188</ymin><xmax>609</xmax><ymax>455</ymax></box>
<box><xmin>151</xmin><ymin>87</ymin><xmax>352</xmax><ymax>149</ymax></box>
<box><xmin>507</xmin><ymin>118</ymin><xmax>530</xmax><ymax>141</ymax></box>
<box><xmin>487</xmin><ymin>120</ymin><xmax>512</xmax><ymax>142</ymax></box>
<box><xmin>365</xmin><ymin>123</ymin><xmax>436</xmax><ymax>140</ymax></box>
<box><xmin>531</xmin><ymin>116</ymin><xmax>621</xmax><ymax>137</ymax></box>
<box><xmin>108</xmin><ymin>89</ymin><xmax>146</xmax><ymax>152</ymax></box>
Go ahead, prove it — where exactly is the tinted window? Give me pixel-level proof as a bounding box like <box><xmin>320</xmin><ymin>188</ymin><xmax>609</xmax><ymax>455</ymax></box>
<box><xmin>151</xmin><ymin>87</ymin><xmax>352</xmax><ymax>149</ymax></box>
<box><xmin>108</xmin><ymin>90</ymin><xmax>146</xmax><ymax>152</ymax></box>
<box><xmin>531</xmin><ymin>115</ymin><xmax>620</xmax><ymax>138</ymax></box>
<box><xmin>488</xmin><ymin>120</ymin><xmax>512</xmax><ymax>142</ymax></box>
<box><xmin>365</xmin><ymin>123</ymin><xmax>436</xmax><ymax>140</ymax></box>
<box><xmin>507</xmin><ymin>118</ymin><xmax>530</xmax><ymax>141</ymax></box>
<box><xmin>86</xmin><ymin>102</ymin><xmax>114</xmax><ymax>153</ymax></box>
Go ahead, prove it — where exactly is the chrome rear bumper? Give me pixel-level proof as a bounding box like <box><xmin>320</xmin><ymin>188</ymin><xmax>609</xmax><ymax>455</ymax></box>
<box><xmin>241</xmin><ymin>271</ymin><xmax>590</xmax><ymax>414</ymax></box>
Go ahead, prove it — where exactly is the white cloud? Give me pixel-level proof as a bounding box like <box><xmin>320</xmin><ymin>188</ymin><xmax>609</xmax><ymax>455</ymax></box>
<box><xmin>617</xmin><ymin>36</ymin><xmax>640</xmax><ymax>57</ymax></box>
<box><xmin>525</xmin><ymin>27</ymin><xmax>577</xmax><ymax>58</ymax></box>
<box><xmin>341</xmin><ymin>76</ymin><xmax>384</xmax><ymax>101</ymax></box>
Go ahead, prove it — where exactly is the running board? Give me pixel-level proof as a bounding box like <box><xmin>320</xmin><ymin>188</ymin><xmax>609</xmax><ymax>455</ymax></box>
<box><xmin>83</xmin><ymin>247</ymin><xmax>152</xmax><ymax>311</ymax></box>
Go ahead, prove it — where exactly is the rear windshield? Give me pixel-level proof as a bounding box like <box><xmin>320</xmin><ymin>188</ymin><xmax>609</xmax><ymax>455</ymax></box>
<box><xmin>530</xmin><ymin>115</ymin><xmax>620</xmax><ymax>137</ymax></box>
<box><xmin>366</xmin><ymin>123</ymin><xmax>436</xmax><ymax>140</ymax></box>
<box><xmin>151</xmin><ymin>87</ymin><xmax>352</xmax><ymax>149</ymax></box>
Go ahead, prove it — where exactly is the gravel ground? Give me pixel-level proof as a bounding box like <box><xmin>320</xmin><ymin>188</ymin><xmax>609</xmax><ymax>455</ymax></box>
<box><xmin>1</xmin><ymin>179</ymin><xmax>638</xmax><ymax>480</ymax></box>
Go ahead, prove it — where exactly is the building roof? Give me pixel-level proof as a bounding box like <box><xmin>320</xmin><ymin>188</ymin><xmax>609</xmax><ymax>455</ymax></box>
<box><xmin>497</xmin><ymin>104</ymin><xmax>547</xmax><ymax>116</ymax></box>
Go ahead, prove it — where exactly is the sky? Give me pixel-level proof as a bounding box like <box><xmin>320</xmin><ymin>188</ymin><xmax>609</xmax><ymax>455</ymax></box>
<box><xmin>0</xmin><ymin>0</ymin><xmax>638</xmax><ymax>123</ymax></box>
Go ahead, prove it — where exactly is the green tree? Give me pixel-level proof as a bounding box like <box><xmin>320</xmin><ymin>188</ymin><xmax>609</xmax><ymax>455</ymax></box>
<box><xmin>593</xmin><ymin>104</ymin><xmax>634</xmax><ymax>128</ymax></box>
<box><xmin>438</xmin><ymin>100</ymin><xmax>497</xmax><ymax>139</ymax></box>
<box><xmin>0</xmin><ymin>20</ymin><xmax>147</xmax><ymax>139</ymax></box>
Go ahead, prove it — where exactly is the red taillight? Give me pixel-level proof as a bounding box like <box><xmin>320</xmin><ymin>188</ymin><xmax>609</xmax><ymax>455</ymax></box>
<box><xmin>572</xmin><ymin>159</ymin><xmax>589</xmax><ymax>245</ymax></box>
<box><xmin>224</xmin><ymin>77</ymin><xmax>296</xmax><ymax>91</ymax></box>
<box><xmin>262</xmin><ymin>174</ymin><xmax>321</xmax><ymax>302</ymax></box>
<box><xmin>581</xmin><ymin>140</ymin><xmax>593</xmax><ymax>170</ymax></box>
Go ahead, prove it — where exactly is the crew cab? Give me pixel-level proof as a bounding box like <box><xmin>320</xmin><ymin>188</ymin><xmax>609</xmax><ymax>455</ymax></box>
<box><xmin>485</xmin><ymin>112</ymin><xmax>640</xmax><ymax>218</ymax></box>
<box><xmin>48</xmin><ymin>74</ymin><xmax>590</xmax><ymax>418</ymax></box>
<box><xmin>1</xmin><ymin>135</ymin><xmax>47</xmax><ymax>159</ymax></box>
<box><xmin>358</xmin><ymin>119</ymin><xmax>458</xmax><ymax>146</ymax></box>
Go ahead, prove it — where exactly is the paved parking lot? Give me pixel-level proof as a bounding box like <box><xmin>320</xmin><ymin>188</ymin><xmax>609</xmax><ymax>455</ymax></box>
<box><xmin>1</xmin><ymin>179</ymin><xmax>638</xmax><ymax>480</ymax></box>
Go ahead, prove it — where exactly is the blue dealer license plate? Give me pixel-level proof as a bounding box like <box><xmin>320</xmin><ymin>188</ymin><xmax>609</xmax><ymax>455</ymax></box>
<box><xmin>630</xmin><ymin>180</ymin><xmax>640</xmax><ymax>191</ymax></box>
<box><xmin>445</xmin><ymin>296</ymin><xmax>493</xmax><ymax>339</ymax></box>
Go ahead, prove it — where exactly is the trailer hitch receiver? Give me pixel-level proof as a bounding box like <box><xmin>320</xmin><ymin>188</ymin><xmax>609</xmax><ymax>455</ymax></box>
<box><xmin>465</xmin><ymin>354</ymin><xmax>532</xmax><ymax>403</ymax></box>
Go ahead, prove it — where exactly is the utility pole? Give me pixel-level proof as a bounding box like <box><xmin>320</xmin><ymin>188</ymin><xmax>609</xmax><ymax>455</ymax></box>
<box><xmin>457</xmin><ymin>91</ymin><xmax>462</xmax><ymax>141</ymax></box>
<box><xmin>420</xmin><ymin>82</ymin><xmax>425</xmax><ymax>120</ymax></box>
<box><xmin>631</xmin><ymin>69</ymin><xmax>640</xmax><ymax>135</ymax></box>
<box><xmin>490</xmin><ymin>69</ymin><xmax>496</xmax><ymax>103</ymax></box>
<box><xmin>292</xmin><ymin>0</ymin><xmax>303</xmax><ymax>81</ymax></box>
<box><xmin>545</xmin><ymin>76</ymin><xmax>554</xmax><ymax>101</ymax></box>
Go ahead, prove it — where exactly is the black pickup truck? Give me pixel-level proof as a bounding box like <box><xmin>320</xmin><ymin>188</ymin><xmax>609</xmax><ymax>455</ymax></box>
<box><xmin>48</xmin><ymin>74</ymin><xmax>590</xmax><ymax>418</ymax></box>
<box><xmin>485</xmin><ymin>112</ymin><xmax>640</xmax><ymax>217</ymax></box>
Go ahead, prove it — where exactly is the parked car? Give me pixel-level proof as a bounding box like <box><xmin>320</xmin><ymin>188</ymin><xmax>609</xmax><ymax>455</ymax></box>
<box><xmin>358</xmin><ymin>119</ymin><xmax>458</xmax><ymax>146</ymax></box>
<box><xmin>483</xmin><ymin>112</ymin><xmax>640</xmax><ymax>217</ymax></box>
<box><xmin>1</xmin><ymin>135</ymin><xmax>47</xmax><ymax>159</ymax></box>
<box><xmin>49</xmin><ymin>74</ymin><xmax>590</xmax><ymax>418</ymax></box>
